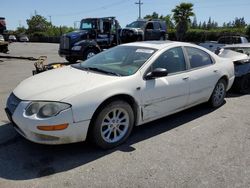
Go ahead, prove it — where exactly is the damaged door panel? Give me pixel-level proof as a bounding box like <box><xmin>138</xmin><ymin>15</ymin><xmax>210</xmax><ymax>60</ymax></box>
<box><xmin>141</xmin><ymin>73</ymin><xmax>189</xmax><ymax>122</ymax></box>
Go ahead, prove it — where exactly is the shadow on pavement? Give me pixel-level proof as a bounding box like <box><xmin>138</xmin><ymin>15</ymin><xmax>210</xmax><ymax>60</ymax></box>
<box><xmin>0</xmin><ymin>103</ymin><xmax>217</xmax><ymax>180</ymax></box>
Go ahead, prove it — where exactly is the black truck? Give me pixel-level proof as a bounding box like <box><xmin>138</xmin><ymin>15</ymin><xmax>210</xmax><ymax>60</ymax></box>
<box><xmin>0</xmin><ymin>17</ymin><xmax>8</xmax><ymax>53</ymax></box>
<box><xmin>59</xmin><ymin>17</ymin><xmax>168</xmax><ymax>63</ymax></box>
<box><xmin>59</xmin><ymin>17</ymin><xmax>121</xmax><ymax>63</ymax></box>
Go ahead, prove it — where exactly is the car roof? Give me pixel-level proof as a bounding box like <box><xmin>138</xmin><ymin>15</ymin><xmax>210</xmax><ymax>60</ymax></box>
<box><xmin>121</xmin><ymin>40</ymin><xmax>197</xmax><ymax>50</ymax></box>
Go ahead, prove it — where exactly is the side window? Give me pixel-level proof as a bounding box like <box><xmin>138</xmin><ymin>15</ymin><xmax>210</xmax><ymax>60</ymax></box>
<box><xmin>146</xmin><ymin>22</ymin><xmax>154</xmax><ymax>30</ymax></box>
<box><xmin>218</xmin><ymin>37</ymin><xmax>225</xmax><ymax>44</ymax></box>
<box><xmin>153</xmin><ymin>22</ymin><xmax>160</xmax><ymax>30</ymax></box>
<box><xmin>185</xmin><ymin>47</ymin><xmax>213</xmax><ymax>69</ymax></box>
<box><xmin>152</xmin><ymin>47</ymin><xmax>186</xmax><ymax>74</ymax></box>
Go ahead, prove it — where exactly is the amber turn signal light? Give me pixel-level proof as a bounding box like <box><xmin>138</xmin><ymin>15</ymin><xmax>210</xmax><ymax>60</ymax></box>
<box><xmin>37</xmin><ymin>123</ymin><xmax>69</xmax><ymax>131</ymax></box>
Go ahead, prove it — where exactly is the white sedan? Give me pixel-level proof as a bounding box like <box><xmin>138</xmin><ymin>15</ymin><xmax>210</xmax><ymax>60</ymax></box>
<box><xmin>5</xmin><ymin>41</ymin><xmax>235</xmax><ymax>149</ymax></box>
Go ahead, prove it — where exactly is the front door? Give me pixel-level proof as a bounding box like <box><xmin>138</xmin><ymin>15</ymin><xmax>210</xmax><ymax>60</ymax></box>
<box><xmin>140</xmin><ymin>47</ymin><xmax>190</xmax><ymax>121</ymax></box>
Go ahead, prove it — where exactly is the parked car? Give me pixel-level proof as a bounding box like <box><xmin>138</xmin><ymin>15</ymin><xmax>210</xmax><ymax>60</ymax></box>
<box><xmin>5</xmin><ymin>41</ymin><xmax>234</xmax><ymax>149</ymax></box>
<box><xmin>218</xmin><ymin>45</ymin><xmax>250</xmax><ymax>93</ymax></box>
<box><xmin>199</xmin><ymin>36</ymin><xmax>249</xmax><ymax>52</ymax></box>
<box><xmin>19</xmin><ymin>35</ymin><xmax>29</xmax><ymax>42</ymax></box>
<box><xmin>0</xmin><ymin>34</ymin><xmax>9</xmax><ymax>53</ymax></box>
<box><xmin>120</xmin><ymin>19</ymin><xmax>167</xmax><ymax>43</ymax></box>
<box><xmin>0</xmin><ymin>34</ymin><xmax>4</xmax><ymax>42</ymax></box>
<box><xmin>8</xmin><ymin>35</ymin><xmax>17</xmax><ymax>42</ymax></box>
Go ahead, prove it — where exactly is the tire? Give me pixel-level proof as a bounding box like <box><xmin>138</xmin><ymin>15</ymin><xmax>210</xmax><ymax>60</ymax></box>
<box><xmin>91</xmin><ymin>100</ymin><xmax>134</xmax><ymax>149</ymax></box>
<box><xmin>137</xmin><ymin>35</ymin><xmax>143</xmax><ymax>41</ymax></box>
<box><xmin>83</xmin><ymin>48</ymin><xmax>98</xmax><ymax>60</ymax></box>
<box><xmin>239</xmin><ymin>74</ymin><xmax>250</xmax><ymax>94</ymax></box>
<box><xmin>159</xmin><ymin>35</ymin><xmax>165</xmax><ymax>41</ymax></box>
<box><xmin>65</xmin><ymin>57</ymin><xmax>78</xmax><ymax>64</ymax></box>
<box><xmin>209</xmin><ymin>79</ymin><xmax>227</xmax><ymax>108</ymax></box>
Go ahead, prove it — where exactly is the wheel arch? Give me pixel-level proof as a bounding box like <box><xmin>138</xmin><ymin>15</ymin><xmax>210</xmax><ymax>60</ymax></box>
<box><xmin>87</xmin><ymin>94</ymin><xmax>140</xmax><ymax>138</ymax></box>
<box><xmin>220</xmin><ymin>75</ymin><xmax>229</xmax><ymax>89</ymax></box>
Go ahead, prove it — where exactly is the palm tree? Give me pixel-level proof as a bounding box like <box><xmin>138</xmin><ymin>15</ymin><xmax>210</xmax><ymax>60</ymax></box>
<box><xmin>172</xmin><ymin>3</ymin><xmax>194</xmax><ymax>41</ymax></box>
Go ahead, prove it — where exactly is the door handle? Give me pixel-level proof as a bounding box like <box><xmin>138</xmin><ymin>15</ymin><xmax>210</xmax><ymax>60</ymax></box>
<box><xmin>213</xmin><ymin>70</ymin><xmax>218</xmax><ymax>73</ymax></box>
<box><xmin>182</xmin><ymin>77</ymin><xmax>189</xmax><ymax>80</ymax></box>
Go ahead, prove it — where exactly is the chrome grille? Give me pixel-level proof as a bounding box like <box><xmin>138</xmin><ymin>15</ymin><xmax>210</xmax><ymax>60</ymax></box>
<box><xmin>60</xmin><ymin>36</ymin><xmax>70</xmax><ymax>49</ymax></box>
<box><xmin>6</xmin><ymin>93</ymin><xmax>21</xmax><ymax>114</ymax></box>
<box><xmin>121</xmin><ymin>29</ymin><xmax>132</xmax><ymax>37</ymax></box>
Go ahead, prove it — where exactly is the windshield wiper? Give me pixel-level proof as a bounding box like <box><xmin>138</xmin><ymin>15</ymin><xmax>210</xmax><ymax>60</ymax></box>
<box><xmin>83</xmin><ymin>67</ymin><xmax>121</xmax><ymax>76</ymax></box>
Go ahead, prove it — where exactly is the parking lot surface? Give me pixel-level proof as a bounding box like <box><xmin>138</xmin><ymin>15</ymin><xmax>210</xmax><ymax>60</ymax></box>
<box><xmin>0</xmin><ymin>43</ymin><xmax>249</xmax><ymax>188</ymax></box>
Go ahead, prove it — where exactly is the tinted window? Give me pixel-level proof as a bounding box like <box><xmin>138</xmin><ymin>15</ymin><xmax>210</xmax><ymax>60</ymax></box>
<box><xmin>146</xmin><ymin>22</ymin><xmax>154</xmax><ymax>30</ymax></box>
<box><xmin>186</xmin><ymin>47</ymin><xmax>213</xmax><ymax>68</ymax></box>
<box><xmin>152</xmin><ymin>47</ymin><xmax>186</xmax><ymax>74</ymax></box>
<box><xmin>154</xmin><ymin>22</ymin><xmax>161</xmax><ymax>30</ymax></box>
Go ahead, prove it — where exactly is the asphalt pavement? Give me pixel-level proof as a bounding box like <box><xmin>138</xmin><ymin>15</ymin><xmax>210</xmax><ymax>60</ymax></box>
<box><xmin>0</xmin><ymin>43</ymin><xmax>249</xmax><ymax>188</ymax></box>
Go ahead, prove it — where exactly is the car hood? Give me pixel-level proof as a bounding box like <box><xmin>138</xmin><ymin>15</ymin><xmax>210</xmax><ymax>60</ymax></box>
<box><xmin>13</xmin><ymin>65</ymin><xmax>121</xmax><ymax>101</ymax></box>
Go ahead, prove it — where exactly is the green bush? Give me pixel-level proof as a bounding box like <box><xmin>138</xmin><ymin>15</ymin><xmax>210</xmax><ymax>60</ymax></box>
<box><xmin>168</xmin><ymin>28</ymin><xmax>247</xmax><ymax>43</ymax></box>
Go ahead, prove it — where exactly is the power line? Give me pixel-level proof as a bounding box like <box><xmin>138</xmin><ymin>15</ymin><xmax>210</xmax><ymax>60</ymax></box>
<box><xmin>50</xmin><ymin>0</ymin><xmax>132</xmax><ymax>17</ymax></box>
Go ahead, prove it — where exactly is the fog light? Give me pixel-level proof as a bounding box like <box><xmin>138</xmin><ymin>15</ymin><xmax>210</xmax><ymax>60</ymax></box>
<box><xmin>37</xmin><ymin>123</ymin><xmax>69</xmax><ymax>131</ymax></box>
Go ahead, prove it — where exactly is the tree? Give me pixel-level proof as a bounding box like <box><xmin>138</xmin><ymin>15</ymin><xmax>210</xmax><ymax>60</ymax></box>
<box><xmin>144</xmin><ymin>12</ymin><xmax>159</xmax><ymax>19</ymax></box>
<box><xmin>232</xmin><ymin>17</ymin><xmax>246</xmax><ymax>28</ymax></box>
<box><xmin>163</xmin><ymin>15</ymin><xmax>174</xmax><ymax>29</ymax></box>
<box><xmin>202</xmin><ymin>21</ymin><xmax>207</xmax><ymax>29</ymax></box>
<box><xmin>15</xmin><ymin>27</ymin><xmax>27</xmax><ymax>35</ymax></box>
<box><xmin>207</xmin><ymin>17</ymin><xmax>212</xmax><ymax>30</ymax></box>
<box><xmin>26</xmin><ymin>14</ymin><xmax>52</xmax><ymax>34</ymax></box>
<box><xmin>191</xmin><ymin>16</ymin><xmax>198</xmax><ymax>29</ymax></box>
<box><xmin>172</xmin><ymin>2</ymin><xmax>195</xmax><ymax>41</ymax></box>
<box><xmin>144</xmin><ymin>13</ymin><xmax>174</xmax><ymax>29</ymax></box>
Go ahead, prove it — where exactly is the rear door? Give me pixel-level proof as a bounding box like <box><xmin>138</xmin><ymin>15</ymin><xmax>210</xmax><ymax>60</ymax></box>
<box><xmin>184</xmin><ymin>46</ymin><xmax>220</xmax><ymax>105</ymax></box>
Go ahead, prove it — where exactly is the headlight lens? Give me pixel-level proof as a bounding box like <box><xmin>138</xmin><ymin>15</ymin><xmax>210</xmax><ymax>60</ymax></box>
<box><xmin>71</xmin><ymin>46</ymin><xmax>81</xmax><ymax>51</ymax></box>
<box><xmin>25</xmin><ymin>102</ymin><xmax>71</xmax><ymax>118</ymax></box>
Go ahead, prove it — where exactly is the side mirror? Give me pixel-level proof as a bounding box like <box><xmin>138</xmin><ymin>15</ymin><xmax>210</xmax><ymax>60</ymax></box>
<box><xmin>145</xmin><ymin>68</ymin><xmax>168</xmax><ymax>80</ymax></box>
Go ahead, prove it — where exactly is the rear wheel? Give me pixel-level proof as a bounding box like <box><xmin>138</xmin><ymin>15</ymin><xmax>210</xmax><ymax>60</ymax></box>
<box><xmin>209</xmin><ymin>79</ymin><xmax>227</xmax><ymax>108</ymax></box>
<box><xmin>91</xmin><ymin>100</ymin><xmax>134</xmax><ymax>149</ymax></box>
<box><xmin>239</xmin><ymin>74</ymin><xmax>250</xmax><ymax>94</ymax></box>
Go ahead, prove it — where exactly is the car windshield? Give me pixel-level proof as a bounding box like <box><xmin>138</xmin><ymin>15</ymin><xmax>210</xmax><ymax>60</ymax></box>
<box><xmin>72</xmin><ymin>46</ymin><xmax>156</xmax><ymax>76</ymax></box>
<box><xmin>80</xmin><ymin>19</ymin><xmax>97</xmax><ymax>30</ymax></box>
<box><xmin>127</xmin><ymin>21</ymin><xmax>146</xmax><ymax>29</ymax></box>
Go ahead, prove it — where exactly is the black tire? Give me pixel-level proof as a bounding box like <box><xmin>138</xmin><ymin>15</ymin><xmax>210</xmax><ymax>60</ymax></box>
<box><xmin>65</xmin><ymin>57</ymin><xmax>78</xmax><ymax>64</ymax></box>
<box><xmin>137</xmin><ymin>35</ymin><xmax>143</xmax><ymax>41</ymax></box>
<box><xmin>83</xmin><ymin>48</ymin><xmax>98</xmax><ymax>60</ymax></box>
<box><xmin>209</xmin><ymin>79</ymin><xmax>227</xmax><ymax>108</ymax></box>
<box><xmin>91</xmin><ymin>100</ymin><xmax>134</xmax><ymax>149</ymax></box>
<box><xmin>159</xmin><ymin>35</ymin><xmax>165</xmax><ymax>41</ymax></box>
<box><xmin>239</xmin><ymin>74</ymin><xmax>250</xmax><ymax>94</ymax></box>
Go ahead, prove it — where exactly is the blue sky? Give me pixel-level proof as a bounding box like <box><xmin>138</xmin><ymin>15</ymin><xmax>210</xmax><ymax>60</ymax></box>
<box><xmin>1</xmin><ymin>0</ymin><xmax>250</xmax><ymax>30</ymax></box>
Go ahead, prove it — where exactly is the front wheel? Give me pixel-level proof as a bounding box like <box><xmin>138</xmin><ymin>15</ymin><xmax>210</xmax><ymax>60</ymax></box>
<box><xmin>209</xmin><ymin>79</ymin><xmax>227</xmax><ymax>108</ymax></box>
<box><xmin>83</xmin><ymin>48</ymin><xmax>98</xmax><ymax>60</ymax></box>
<box><xmin>91</xmin><ymin>100</ymin><xmax>134</xmax><ymax>149</ymax></box>
<box><xmin>66</xmin><ymin>57</ymin><xmax>78</xmax><ymax>64</ymax></box>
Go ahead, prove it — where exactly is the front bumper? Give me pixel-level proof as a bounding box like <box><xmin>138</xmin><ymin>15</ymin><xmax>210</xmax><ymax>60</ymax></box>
<box><xmin>6</xmin><ymin>101</ymin><xmax>90</xmax><ymax>145</ymax></box>
<box><xmin>59</xmin><ymin>49</ymin><xmax>83</xmax><ymax>59</ymax></box>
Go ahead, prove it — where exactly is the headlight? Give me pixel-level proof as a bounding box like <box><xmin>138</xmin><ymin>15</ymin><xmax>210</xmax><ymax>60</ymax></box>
<box><xmin>25</xmin><ymin>102</ymin><xmax>71</xmax><ymax>118</ymax></box>
<box><xmin>71</xmin><ymin>46</ymin><xmax>81</xmax><ymax>51</ymax></box>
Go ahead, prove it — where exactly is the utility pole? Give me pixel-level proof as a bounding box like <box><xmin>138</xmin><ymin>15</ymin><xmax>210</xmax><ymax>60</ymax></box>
<box><xmin>135</xmin><ymin>0</ymin><xmax>143</xmax><ymax>19</ymax></box>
